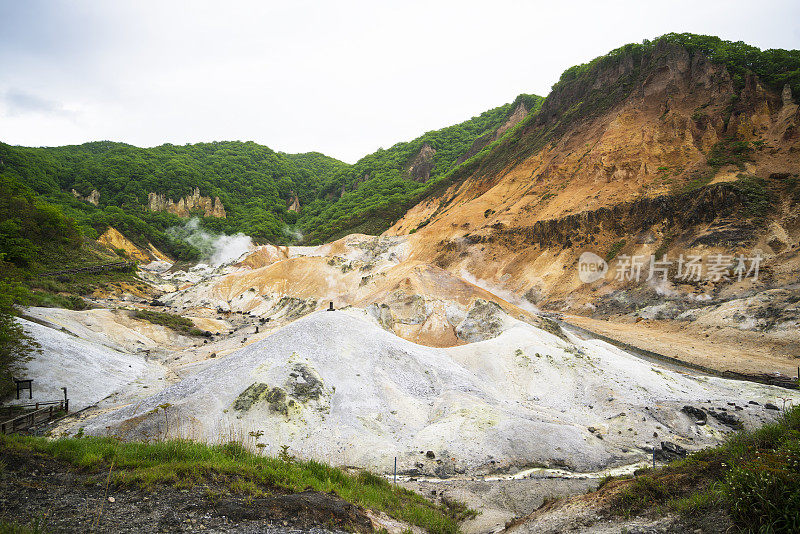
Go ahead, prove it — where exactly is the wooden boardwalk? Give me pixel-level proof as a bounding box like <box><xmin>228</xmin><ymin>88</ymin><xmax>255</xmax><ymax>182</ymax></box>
<box><xmin>39</xmin><ymin>261</ymin><xmax>135</xmax><ymax>277</ymax></box>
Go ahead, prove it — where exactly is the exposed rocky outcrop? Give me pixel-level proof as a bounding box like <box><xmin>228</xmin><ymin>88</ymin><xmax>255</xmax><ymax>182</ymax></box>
<box><xmin>97</xmin><ymin>227</ymin><xmax>171</xmax><ymax>263</ymax></box>
<box><xmin>495</xmin><ymin>101</ymin><xmax>529</xmax><ymax>138</ymax></box>
<box><xmin>389</xmin><ymin>40</ymin><xmax>800</xmax><ymax>312</ymax></box>
<box><xmin>71</xmin><ymin>188</ymin><xmax>100</xmax><ymax>206</ymax></box>
<box><xmin>147</xmin><ymin>188</ymin><xmax>226</xmax><ymax>218</ymax></box>
<box><xmin>76</xmin><ymin>310</ymin><xmax>796</xmax><ymax>475</ymax></box>
<box><xmin>495</xmin><ymin>182</ymin><xmax>755</xmax><ymax>250</ymax></box>
<box><xmin>456</xmin><ymin>101</ymin><xmax>530</xmax><ymax>165</ymax></box>
<box><xmin>287</xmin><ymin>191</ymin><xmax>301</xmax><ymax>212</ymax></box>
<box><xmin>405</xmin><ymin>143</ymin><xmax>437</xmax><ymax>182</ymax></box>
<box><xmin>455</xmin><ymin>298</ymin><xmax>506</xmax><ymax>342</ymax></box>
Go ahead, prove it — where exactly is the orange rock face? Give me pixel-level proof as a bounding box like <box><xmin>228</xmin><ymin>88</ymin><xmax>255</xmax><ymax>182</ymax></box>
<box><xmin>147</xmin><ymin>188</ymin><xmax>226</xmax><ymax>218</ymax></box>
<box><xmin>387</xmin><ymin>43</ymin><xmax>800</xmax><ymax>308</ymax></box>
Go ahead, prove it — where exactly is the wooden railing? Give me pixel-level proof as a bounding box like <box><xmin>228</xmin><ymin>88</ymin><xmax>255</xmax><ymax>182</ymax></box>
<box><xmin>1</xmin><ymin>399</ymin><xmax>68</xmax><ymax>434</ymax></box>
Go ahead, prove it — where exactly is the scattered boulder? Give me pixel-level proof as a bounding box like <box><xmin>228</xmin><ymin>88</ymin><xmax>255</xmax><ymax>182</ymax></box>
<box><xmin>366</xmin><ymin>303</ymin><xmax>394</xmax><ymax>330</ymax></box>
<box><xmin>708</xmin><ymin>409</ymin><xmax>741</xmax><ymax>428</ymax></box>
<box><xmin>655</xmin><ymin>441</ymin><xmax>689</xmax><ymax>461</ymax></box>
<box><xmin>765</xmin><ymin>403</ymin><xmax>780</xmax><ymax>411</ymax></box>
<box><xmin>681</xmin><ymin>405</ymin><xmax>708</xmax><ymax>424</ymax></box>
<box><xmin>287</xmin><ymin>363</ymin><xmax>325</xmax><ymax>401</ymax></box>
<box><xmin>233</xmin><ymin>382</ymin><xmax>270</xmax><ymax>411</ymax></box>
<box><xmin>383</xmin><ymin>291</ymin><xmax>428</xmax><ymax>325</ymax></box>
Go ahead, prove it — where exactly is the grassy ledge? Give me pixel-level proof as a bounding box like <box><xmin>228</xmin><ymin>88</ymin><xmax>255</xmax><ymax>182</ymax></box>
<box><xmin>0</xmin><ymin>435</ymin><xmax>469</xmax><ymax>534</ymax></box>
<box><xmin>132</xmin><ymin>309</ymin><xmax>208</xmax><ymax>337</ymax></box>
<box><xmin>602</xmin><ymin>405</ymin><xmax>800</xmax><ymax>532</ymax></box>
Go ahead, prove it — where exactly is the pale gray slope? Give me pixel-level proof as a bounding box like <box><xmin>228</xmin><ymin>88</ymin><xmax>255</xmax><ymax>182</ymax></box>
<box><xmin>13</xmin><ymin>318</ymin><xmax>157</xmax><ymax>410</ymax></box>
<box><xmin>79</xmin><ymin>310</ymin><xmax>796</xmax><ymax>474</ymax></box>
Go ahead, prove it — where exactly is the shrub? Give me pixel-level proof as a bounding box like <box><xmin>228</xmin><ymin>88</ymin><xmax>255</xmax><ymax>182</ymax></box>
<box><xmin>724</xmin><ymin>461</ymin><xmax>800</xmax><ymax>532</ymax></box>
<box><xmin>732</xmin><ymin>175</ymin><xmax>770</xmax><ymax>220</ymax></box>
<box><xmin>132</xmin><ymin>310</ymin><xmax>206</xmax><ymax>337</ymax></box>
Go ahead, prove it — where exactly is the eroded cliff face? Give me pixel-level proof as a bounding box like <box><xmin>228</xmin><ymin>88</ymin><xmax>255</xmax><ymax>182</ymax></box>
<box><xmin>388</xmin><ymin>42</ymin><xmax>800</xmax><ymax>311</ymax></box>
<box><xmin>287</xmin><ymin>191</ymin><xmax>301</xmax><ymax>212</ymax></box>
<box><xmin>405</xmin><ymin>143</ymin><xmax>437</xmax><ymax>182</ymax></box>
<box><xmin>71</xmin><ymin>188</ymin><xmax>100</xmax><ymax>206</ymax></box>
<box><xmin>147</xmin><ymin>187</ymin><xmax>226</xmax><ymax>218</ymax></box>
<box><xmin>456</xmin><ymin>101</ymin><xmax>531</xmax><ymax>166</ymax></box>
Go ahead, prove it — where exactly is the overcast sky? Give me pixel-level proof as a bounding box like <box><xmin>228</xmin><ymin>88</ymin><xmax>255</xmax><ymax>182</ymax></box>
<box><xmin>1</xmin><ymin>0</ymin><xmax>799</xmax><ymax>163</ymax></box>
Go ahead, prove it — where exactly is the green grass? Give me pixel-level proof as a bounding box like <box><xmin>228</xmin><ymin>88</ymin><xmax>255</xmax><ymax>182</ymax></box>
<box><xmin>0</xmin><ymin>435</ymin><xmax>469</xmax><ymax>534</ymax></box>
<box><xmin>679</xmin><ymin>173</ymin><xmax>713</xmax><ymax>194</ymax></box>
<box><xmin>0</xmin><ymin>518</ymin><xmax>47</xmax><ymax>534</ymax></box>
<box><xmin>606</xmin><ymin>406</ymin><xmax>800</xmax><ymax>532</ymax></box>
<box><xmin>732</xmin><ymin>175</ymin><xmax>770</xmax><ymax>220</ymax></box>
<box><xmin>707</xmin><ymin>138</ymin><xmax>752</xmax><ymax>169</ymax></box>
<box><xmin>132</xmin><ymin>310</ymin><xmax>206</xmax><ymax>337</ymax></box>
<box><xmin>605</xmin><ymin>240</ymin><xmax>626</xmax><ymax>261</ymax></box>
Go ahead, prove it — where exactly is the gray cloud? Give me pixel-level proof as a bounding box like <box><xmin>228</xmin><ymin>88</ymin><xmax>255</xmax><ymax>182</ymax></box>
<box><xmin>0</xmin><ymin>0</ymin><xmax>798</xmax><ymax>161</ymax></box>
<box><xmin>2</xmin><ymin>90</ymin><xmax>73</xmax><ymax>118</ymax></box>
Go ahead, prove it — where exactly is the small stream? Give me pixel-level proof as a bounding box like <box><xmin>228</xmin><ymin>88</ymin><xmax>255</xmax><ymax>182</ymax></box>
<box><xmin>390</xmin><ymin>460</ymin><xmax>651</xmax><ymax>484</ymax></box>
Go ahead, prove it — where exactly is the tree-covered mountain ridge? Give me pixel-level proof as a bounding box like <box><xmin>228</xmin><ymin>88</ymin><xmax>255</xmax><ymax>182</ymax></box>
<box><xmin>1</xmin><ymin>32</ymin><xmax>798</xmax><ymax>261</ymax></box>
<box><xmin>0</xmin><ymin>93</ymin><xmax>539</xmax><ymax>251</ymax></box>
<box><xmin>386</xmin><ymin>32</ymin><xmax>800</xmax><ymax>311</ymax></box>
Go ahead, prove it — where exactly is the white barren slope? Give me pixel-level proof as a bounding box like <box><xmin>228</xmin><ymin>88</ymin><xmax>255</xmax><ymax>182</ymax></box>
<box><xmin>14</xmin><ymin>318</ymin><xmax>160</xmax><ymax>411</ymax></box>
<box><xmin>80</xmin><ymin>310</ymin><xmax>795</xmax><ymax>474</ymax></box>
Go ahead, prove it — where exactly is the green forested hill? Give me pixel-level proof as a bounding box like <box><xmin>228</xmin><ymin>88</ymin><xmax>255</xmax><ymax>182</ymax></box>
<box><xmin>0</xmin><ymin>140</ymin><xmax>349</xmax><ymax>244</ymax></box>
<box><xmin>0</xmin><ymin>94</ymin><xmax>537</xmax><ymax>251</ymax></box>
<box><xmin>299</xmin><ymin>94</ymin><xmax>542</xmax><ymax>242</ymax></box>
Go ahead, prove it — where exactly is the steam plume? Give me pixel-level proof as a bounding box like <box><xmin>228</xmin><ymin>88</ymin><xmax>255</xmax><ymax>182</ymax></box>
<box><xmin>167</xmin><ymin>218</ymin><xmax>252</xmax><ymax>267</ymax></box>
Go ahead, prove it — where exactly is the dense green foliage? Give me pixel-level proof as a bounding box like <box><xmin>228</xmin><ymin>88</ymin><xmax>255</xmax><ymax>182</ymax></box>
<box><xmin>0</xmin><ymin>96</ymin><xmax>535</xmax><ymax>248</ymax></box>
<box><xmin>0</xmin><ymin>174</ymin><xmax>81</xmax><ymax>267</ymax></box>
<box><xmin>0</xmin><ymin>434</ymin><xmax>469</xmax><ymax>534</ymax></box>
<box><xmin>0</xmin><ymin>281</ymin><xmax>39</xmax><ymax>398</ymax></box>
<box><xmin>0</xmin><ymin>141</ymin><xmax>349</xmax><ymax>248</ymax></box>
<box><xmin>300</xmin><ymin>94</ymin><xmax>541</xmax><ymax>242</ymax></box>
<box><xmin>553</xmin><ymin>33</ymin><xmax>800</xmax><ymax>100</ymax></box>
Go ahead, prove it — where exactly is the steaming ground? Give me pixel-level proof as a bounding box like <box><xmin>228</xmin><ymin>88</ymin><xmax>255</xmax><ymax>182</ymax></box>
<box><xmin>12</xmin><ymin>233</ymin><xmax>800</xmax><ymax>532</ymax></box>
<box><xmin>167</xmin><ymin>217</ymin><xmax>253</xmax><ymax>267</ymax></box>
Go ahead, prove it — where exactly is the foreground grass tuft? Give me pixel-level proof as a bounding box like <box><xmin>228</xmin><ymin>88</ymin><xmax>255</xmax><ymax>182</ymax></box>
<box><xmin>0</xmin><ymin>435</ymin><xmax>468</xmax><ymax>534</ymax></box>
<box><xmin>0</xmin><ymin>518</ymin><xmax>47</xmax><ymax>534</ymax></box>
